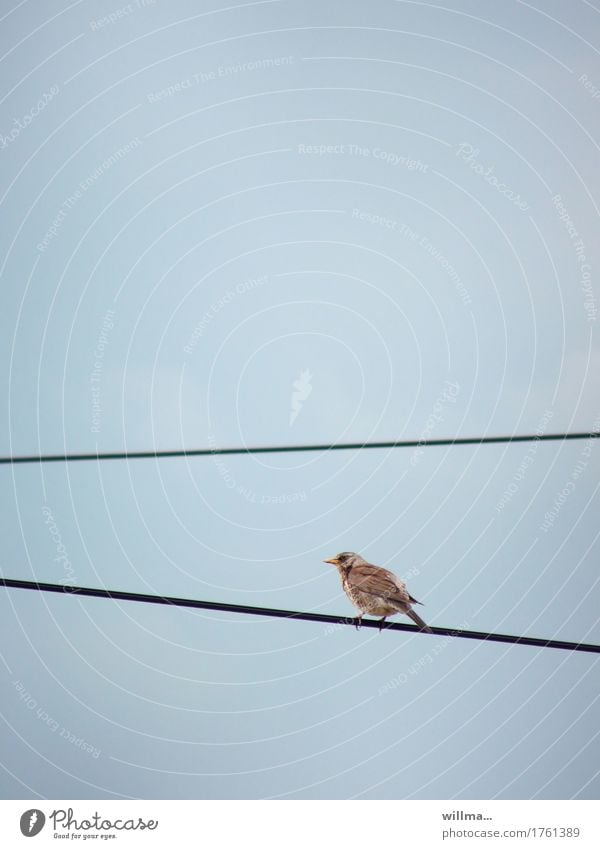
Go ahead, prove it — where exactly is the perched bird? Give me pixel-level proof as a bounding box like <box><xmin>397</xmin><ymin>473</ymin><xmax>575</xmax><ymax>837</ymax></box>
<box><xmin>324</xmin><ymin>551</ymin><xmax>432</xmax><ymax>632</ymax></box>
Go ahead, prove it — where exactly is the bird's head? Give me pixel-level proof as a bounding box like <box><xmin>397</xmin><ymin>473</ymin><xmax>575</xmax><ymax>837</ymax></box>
<box><xmin>323</xmin><ymin>552</ymin><xmax>361</xmax><ymax>569</ymax></box>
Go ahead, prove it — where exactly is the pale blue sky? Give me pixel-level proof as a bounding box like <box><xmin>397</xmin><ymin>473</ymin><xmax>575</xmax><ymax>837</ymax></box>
<box><xmin>1</xmin><ymin>0</ymin><xmax>599</xmax><ymax>799</ymax></box>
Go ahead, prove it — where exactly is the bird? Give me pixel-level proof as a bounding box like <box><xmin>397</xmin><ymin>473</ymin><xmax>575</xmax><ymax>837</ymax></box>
<box><xmin>324</xmin><ymin>551</ymin><xmax>432</xmax><ymax>632</ymax></box>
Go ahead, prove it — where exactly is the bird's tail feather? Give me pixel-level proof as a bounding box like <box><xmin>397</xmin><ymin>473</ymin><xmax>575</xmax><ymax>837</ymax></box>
<box><xmin>406</xmin><ymin>607</ymin><xmax>432</xmax><ymax>633</ymax></box>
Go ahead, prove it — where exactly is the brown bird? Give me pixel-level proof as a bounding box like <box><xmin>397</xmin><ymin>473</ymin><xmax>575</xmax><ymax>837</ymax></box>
<box><xmin>324</xmin><ymin>551</ymin><xmax>432</xmax><ymax>632</ymax></box>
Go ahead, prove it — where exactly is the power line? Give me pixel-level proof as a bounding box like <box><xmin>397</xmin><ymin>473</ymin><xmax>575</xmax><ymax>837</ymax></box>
<box><xmin>1</xmin><ymin>578</ymin><xmax>598</xmax><ymax>654</ymax></box>
<box><xmin>1</xmin><ymin>431</ymin><xmax>598</xmax><ymax>466</ymax></box>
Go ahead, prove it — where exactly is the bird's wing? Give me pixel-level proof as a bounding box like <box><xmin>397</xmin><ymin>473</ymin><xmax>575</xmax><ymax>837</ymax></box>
<box><xmin>347</xmin><ymin>563</ymin><xmax>412</xmax><ymax>604</ymax></box>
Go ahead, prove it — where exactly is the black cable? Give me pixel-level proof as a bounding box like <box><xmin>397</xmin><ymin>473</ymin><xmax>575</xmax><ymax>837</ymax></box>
<box><xmin>1</xmin><ymin>578</ymin><xmax>598</xmax><ymax>654</ymax></box>
<box><xmin>0</xmin><ymin>431</ymin><xmax>597</xmax><ymax>466</ymax></box>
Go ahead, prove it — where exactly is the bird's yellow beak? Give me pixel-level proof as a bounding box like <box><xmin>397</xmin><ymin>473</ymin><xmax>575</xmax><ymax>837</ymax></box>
<box><xmin>323</xmin><ymin>557</ymin><xmax>339</xmax><ymax>565</ymax></box>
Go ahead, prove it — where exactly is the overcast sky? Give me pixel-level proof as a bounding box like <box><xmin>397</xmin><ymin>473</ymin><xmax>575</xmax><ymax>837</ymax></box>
<box><xmin>1</xmin><ymin>0</ymin><xmax>599</xmax><ymax>800</ymax></box>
